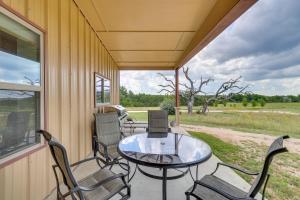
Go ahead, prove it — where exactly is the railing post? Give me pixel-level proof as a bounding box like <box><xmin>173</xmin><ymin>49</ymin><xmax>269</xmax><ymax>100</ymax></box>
<box><xmin>175</xmin><ymin>69</ymin><xmax>180</xmax><ymax>125</ymax></box>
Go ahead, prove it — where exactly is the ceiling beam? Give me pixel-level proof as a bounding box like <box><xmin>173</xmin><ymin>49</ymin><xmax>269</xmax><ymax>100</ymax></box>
<box><xmin>175</xmin><ymin>0</ymin><xmax>258</xmax><ymax>70</ymax></box>
<box><xmin>119</xmin><ymin>66</ymin><xmax>174</xmax><ymax>70</ymax></box>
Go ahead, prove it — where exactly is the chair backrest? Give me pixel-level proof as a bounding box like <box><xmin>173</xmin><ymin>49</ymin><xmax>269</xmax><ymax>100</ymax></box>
<box><xmin>4</xmin><ymin>112</ymin><xmax>31</xmax><ymax>146</ymax></box>
<box><xmin>38</xmin><ymin>130</ymin><xmax>80</xmax><ymax>195</ymax></box>
<box><xmin>147</xmin><ymin>110</ymin><xmax>169</xmax><ymax>133</ymax></box>
<box><xmin>247</xmin><ymin>135</ymin><xmax>289</xmax><ymax>198</ymax></box>
<box><xmin>95</xmin><ymin>112</ymin><xmax>121</xmax><ymax>146</ymax></box>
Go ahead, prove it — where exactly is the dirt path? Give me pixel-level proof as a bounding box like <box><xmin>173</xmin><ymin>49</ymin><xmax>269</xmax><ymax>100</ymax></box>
<box><xmin>181</xmin><ymin>124</ymin><xmax>300</xmax><ymax>154</ymax></box>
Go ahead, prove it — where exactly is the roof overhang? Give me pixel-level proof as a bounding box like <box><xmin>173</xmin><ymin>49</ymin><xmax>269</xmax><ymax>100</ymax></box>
<box><xmin>74</xmin><ymin>0</ymin><xmax>257</xmax><ymax>70</ymax></box>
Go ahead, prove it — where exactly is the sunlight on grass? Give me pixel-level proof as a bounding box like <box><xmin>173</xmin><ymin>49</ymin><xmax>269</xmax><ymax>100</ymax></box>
<box><xmin>128</xmin><ymin>111</ymin><xmax>300</xmax><ymax>138</ymax></box>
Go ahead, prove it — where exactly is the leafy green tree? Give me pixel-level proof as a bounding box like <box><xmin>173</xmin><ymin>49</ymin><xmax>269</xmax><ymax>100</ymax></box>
<box><xmin>252</xmin><ymin>100</ymin><xmax>257</xmax><ymax>107</ymax></box>
<box><xmin>160</xmin><ymin>98</ymin><xmax>175</xmax><ymax>115</ymax></box>
<box><xmin>242</xmin><ymin>97</ymin><xmax>248</xmax><ymax>107</ymax></box>
<box><xmin>259</xmin><ymin>99</ymin><xmax>266</xmax><ymax>107</ymax></box>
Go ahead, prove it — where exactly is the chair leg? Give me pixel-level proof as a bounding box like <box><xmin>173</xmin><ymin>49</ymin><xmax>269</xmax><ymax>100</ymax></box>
<box><xmin>186</xmin><ymin>193</ymin><xmax>190</xmax><ymax>200</ymax></box>
<box><xmin>127</xmin><ymin>185</ymin><xmax>131</xmax><ymax>198</ymax></box>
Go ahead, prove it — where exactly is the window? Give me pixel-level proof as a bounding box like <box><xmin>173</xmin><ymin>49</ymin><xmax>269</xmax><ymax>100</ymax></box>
<box><xmin>95</xmin><ymin>73</ymin><xmax>111</xmax><ymax>106</ymax></box>
<box><xmin>0</xmin><ymin>7</ymin><xmax>44</xmax><ymax>161</ymax></box>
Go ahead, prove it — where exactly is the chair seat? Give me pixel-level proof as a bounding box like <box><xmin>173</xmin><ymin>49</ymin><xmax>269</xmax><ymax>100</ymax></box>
<box><xmin>187</xmin><ymin>175</ymin><xmax>247</xmax><ymax>200</ymax></box>
<box><xmin>79</xmin><ymin>168</ymin><xmax>125</xmax><ymax>200</ymax></box>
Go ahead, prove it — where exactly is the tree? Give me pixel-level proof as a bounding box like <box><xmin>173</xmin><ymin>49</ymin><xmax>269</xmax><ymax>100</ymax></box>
<box><xmin>259</xmin><ymin>99</ymin><xmax>266</xmax><ymax>107</ymax></box>
<box><xmin>158</xmin><ymin>68</ymin><xmax>213</xmax><ymax>115</ymax></box>
<box><xmin>157</xmin><ymin>73</ymin><xmax>176</xmax><ymax>94</ymax></box>
<box><xmin>180</xmin><ymin>67</ymin><xmax>213</xmax><ymax>114</ymax></box>
<box><xmin>242</xmin><ymin>97</ymin><xmax>248</xmax><ymax>107</ymax></box>
<box><xmin>201</xmin><ymin>76</ymin><xmax>249</xmax><ymax>114</ymax></box>
<box><xmin>160</xmin><ymin>98</ymin><xmax>175</xmax><ymax>115</ymax></box>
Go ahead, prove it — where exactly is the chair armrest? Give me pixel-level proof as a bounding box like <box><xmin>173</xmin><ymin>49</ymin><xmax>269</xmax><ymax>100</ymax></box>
<box><xmin>120</xmin><ymin>131</ymin><xmax>126</xmax><ymax>138</ymax></box>
<box><xmin>193</xmin><ymin>181</ymin><xmax>255</xmax><ymax>200</ymax></box>
<box><xmin>78</xmin><ymin>173</ymin><xmax>125</xmax><ymax>191</ymax></box>
<box><xmin>70</xmin><ymin>157</ymin><xmax>104</xmax><ymax>167</ymax></box>
<box><xmin>212</xmin><ymin>162</ymin><xmax>259</xmax><ymax>176</ymax></box>
<box><xmin>93</xmin><ymin>137</ymin><xmax>108</xmax><ymax>149</ymax></box>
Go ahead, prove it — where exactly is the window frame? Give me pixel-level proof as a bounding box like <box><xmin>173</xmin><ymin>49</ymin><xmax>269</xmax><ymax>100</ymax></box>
<box><xmin>0</xmin><ymin>5</ymin><xmax>45</xmax><ymax>166</ymax></box>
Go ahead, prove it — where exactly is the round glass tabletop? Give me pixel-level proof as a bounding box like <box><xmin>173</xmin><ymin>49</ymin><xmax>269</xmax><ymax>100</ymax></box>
<box><xmin>118</xmin><ymin>132</ymin><xmax>212</xmax><ymax>168</ymax></box>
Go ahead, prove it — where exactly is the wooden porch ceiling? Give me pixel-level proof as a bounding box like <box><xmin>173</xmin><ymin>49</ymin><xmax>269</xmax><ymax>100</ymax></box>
<box><xmin>74</xmin><ymin>0</ymin><xmax>257</xmax><ymax>70</ymax></box>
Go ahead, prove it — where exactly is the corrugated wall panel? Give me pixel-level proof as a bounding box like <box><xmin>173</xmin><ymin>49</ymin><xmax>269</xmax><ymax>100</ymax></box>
<box><xmin>70</xmin><ymin>1</ymin><xmax>79</xmax><ymax>163</ymax></box>
<box><xmin>60</xmin><ymin>0</ymin><xmax>71</xmax><ymax>157</ymax></box>
<box><xmin>0</xmin><ymin>0</ymin><xmax>120</xmax><ymax>198</ymax></box>
<box><xmin>78</xmin><ymin>11</ymin><xmax>86</xmax><ymax>160</ymax></box>
<box><xmin>85</xmin><ymin>22</ymin><xmax>92</xmax><ymax>154</ymax></box>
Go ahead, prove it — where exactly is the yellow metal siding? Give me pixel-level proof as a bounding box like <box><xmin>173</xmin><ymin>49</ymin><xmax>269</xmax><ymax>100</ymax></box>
<box><xmin>0</xmin><ymin>0</ymin><xmax>120</xmax><ymax>199</ymax></box>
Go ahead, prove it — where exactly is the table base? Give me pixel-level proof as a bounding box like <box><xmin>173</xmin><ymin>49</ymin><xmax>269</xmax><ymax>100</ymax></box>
<box><xmin>137</xmin><ymin>166</ymin><xmax>188</xmax><ymax>180</ymax></box>
<box><xmin>138</xmin><ymin>166</ymin><xmax>188</xmax><ymax>200</ymax></box>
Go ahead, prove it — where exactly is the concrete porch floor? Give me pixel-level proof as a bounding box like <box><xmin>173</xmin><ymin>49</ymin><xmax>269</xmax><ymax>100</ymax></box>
<box><xmin>45</xmin><ymin>126</ymin><xmax>259</xmax><ymax>200</ymax></box>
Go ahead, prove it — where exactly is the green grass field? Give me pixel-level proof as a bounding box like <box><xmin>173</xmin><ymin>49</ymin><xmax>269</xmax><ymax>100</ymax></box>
<box><xmin>126</xmin><ymin>102</ymin><xmax>300</xmax><ymax>113</ymax></box>
<box><xmin>127</xmin><ymin>102</ymin><xmax>300</xmax><ymax>138</ymax></box>
<box><xmin>208</xmin><ymin>102</ymin><xmax>300</xmax><ymax>113</ymax></box>
<box><xmin>189</xmin><ymin>131</ymin><xmax>300</xmax><ymax>200</ymax></box>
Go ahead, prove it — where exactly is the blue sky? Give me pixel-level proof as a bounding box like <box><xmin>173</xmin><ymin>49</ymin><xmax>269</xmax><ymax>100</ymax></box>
<box><xmin>121</xmin><ymin>0</ymin><xmax>300</xmax><ymax>96</ymax></box>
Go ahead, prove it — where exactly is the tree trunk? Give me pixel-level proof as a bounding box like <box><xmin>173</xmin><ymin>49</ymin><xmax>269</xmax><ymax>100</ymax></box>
<box><xmin>201</xmin><ymin>101</ymin><xmax>209</xmax><ymax>114</ymax></box>
<box><xmin>187</xmin><ymin>96</ymin><xmax>194</xmax><ymax>115</ymax></box>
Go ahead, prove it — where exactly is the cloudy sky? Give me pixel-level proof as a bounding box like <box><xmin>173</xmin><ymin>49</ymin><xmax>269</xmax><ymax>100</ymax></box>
<box><xmin>121</xmin><ymin>0</ymin><xmax>300</xmax><ymax>96</ymax></box>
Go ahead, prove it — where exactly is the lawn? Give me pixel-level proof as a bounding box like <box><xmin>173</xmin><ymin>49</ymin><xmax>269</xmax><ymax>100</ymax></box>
<box><xmin>208</xmin><ymin>102</ymin><xmax>300</xmax><ymax>113</ymax></box>
<box><xmin>189</xmin><ymin>131</ymin><xmax>300</xmax><ymax>200</ymax></box>
<box><xmin>128</xmin><ymin>111</ymin><xmax>300</xmax><ymax>138</ymax></box>
<box><xmin>126</xmin><ymin>102</ymin><xmax>300</xmax><ymax>113</ymax></box>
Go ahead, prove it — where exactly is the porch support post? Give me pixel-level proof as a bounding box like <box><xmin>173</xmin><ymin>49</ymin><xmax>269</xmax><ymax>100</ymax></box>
<box><xmin>175</xmin><ymin>69</ymin><xmax>180</xmax><ymax>125</ymax></box>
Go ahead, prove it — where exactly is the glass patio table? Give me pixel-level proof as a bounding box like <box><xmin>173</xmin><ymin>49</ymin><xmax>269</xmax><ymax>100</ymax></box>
<box><xmin>118</xmin><ymin>132</ymin><xmax>212</xmax><ymax>200</ymax></box>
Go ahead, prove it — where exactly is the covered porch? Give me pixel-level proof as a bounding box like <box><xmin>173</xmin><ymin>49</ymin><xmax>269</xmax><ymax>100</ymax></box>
<box><xmin>0</xmin><ymin>0</ymin><xmax>258</xmax><ymax>200</ymax></box>
<box><xmin>45</xmin><ymin>126</ymin><xmax>254</xmax><ymax>200</ymax></box>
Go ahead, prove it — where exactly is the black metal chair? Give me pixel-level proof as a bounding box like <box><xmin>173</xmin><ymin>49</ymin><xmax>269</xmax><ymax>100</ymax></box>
<box><xmin>38</xmin><ymin>130</ymin><xmax>130</xmax><ymax>200</ymax></box>
<box><xmin>146</xmin><ymin>110</ymin><xmax>171</xmax><ymax>133</ymax></box>
<box><xmin>185</xmin><ymin>135</ymin><xmax>289</xmax><ymax>200</ymax></box>
<box><xmin>92</xmin><ymin>112</ymin><xmax>129</xmax><ymax>172</ymax></box>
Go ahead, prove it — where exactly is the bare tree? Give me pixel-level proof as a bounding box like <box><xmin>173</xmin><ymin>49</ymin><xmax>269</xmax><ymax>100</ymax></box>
<box><xmin>157</xmin><ymin>73</ymin><xmax>176</xmax><ymax>94</ymax></box>
<box><xmin>180</xmin><ymin>67</ymin><xmax>213</xmax><ymax>114</ymax></box>
<box><xmin>201</xmin><ymin>76</ymin><xmax>249</xmax><ymax>114</ymax></box>
<box><xmin>157</xmin><ymin>67</ymin><xmax>213</xmax><ymax>115</ymax></box>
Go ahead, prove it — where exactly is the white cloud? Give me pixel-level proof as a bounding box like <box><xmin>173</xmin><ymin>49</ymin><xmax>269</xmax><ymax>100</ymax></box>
<box><xmin>120</xmin><ymin>0</ymin><xmax>300</xmax><ymax>96</ymax></box>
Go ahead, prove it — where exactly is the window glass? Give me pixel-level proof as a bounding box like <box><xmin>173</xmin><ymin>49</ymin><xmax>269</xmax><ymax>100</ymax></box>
<box><xmin>0</xmin><ymin>12</ymin><xmax>40</xmax><ymax>85</ymax></box>
<box><xmin>95</xmin><ymin>74</ymin><xmax>111</xmax><ymax>105</ymax></box>
<box><xmin>0</xmin><ymin>90</ymin><xmax>40</xmax><ymax>159</ymax></box>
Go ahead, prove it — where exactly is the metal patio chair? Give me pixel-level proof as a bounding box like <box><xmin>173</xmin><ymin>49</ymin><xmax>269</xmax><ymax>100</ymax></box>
<box><xmin>185</xmin><ymin>135</ymin><xmax>289</xmax><ymax>200</ymax></box>
<box><xmin>146</xmin><ymin>110</ymin><xmax>171</xmax><ymax>133</ymax></box>
<box><xmin>0</xmin><ymin>112</ymin><xmax>31</xmax><ymax>152</ymax></box>
<box><xmin>38</xmin><ymin>130</ymin><xmax>130</xmax><ymax>200</ymax></box>
<box><xmin>92</xmin><ymin>112</ymin><xmax>129</xmax><ymax>172</ymax></box>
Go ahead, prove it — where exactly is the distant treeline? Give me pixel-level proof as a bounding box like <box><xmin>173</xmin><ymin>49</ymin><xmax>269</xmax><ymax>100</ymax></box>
<box><xmin>120</xmin><ymin>86</ymin><xmax>300</xmax><ymax>107</ymax></box>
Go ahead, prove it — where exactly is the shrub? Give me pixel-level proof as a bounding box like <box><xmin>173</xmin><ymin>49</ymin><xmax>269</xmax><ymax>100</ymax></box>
<box><xmin>223</xmin><ymin>101</ymin><xmax>227</xmax><ymax>107</ymax></box>
<box><xmin>214</xmin><ymin>102</ymin><xmax>218</xmax><ymax>107</ymax></box>
<box><xmin>259</xmin><ymin>99</ymin><xmax>266</xmax><ymax>107</ymax></box>
<box><xmin>160</xmin><ymin>99</ymin><xmax>175</xmax><ymax>115</ymax></box>
<box><xmin>242</xmin><ymin>98</ymin><xmax>248</xmax><ymax>107</ymax></box>
<box><xmin>252</xmin><ymin>100</ymin><xmax>258</xmax><ymax>107</ymax></box>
